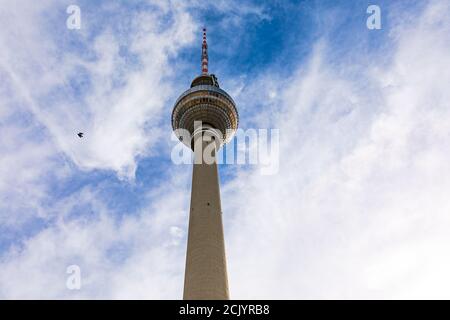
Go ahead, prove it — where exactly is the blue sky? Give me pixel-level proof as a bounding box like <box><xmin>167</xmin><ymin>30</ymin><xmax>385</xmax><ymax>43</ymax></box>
<box><xmin>1</xmin><ymin>0</ymin><xmax>450</xmax><ymax>299</ymax></box>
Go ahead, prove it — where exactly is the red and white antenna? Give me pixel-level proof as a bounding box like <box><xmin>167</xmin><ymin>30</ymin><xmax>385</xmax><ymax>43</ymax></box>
<box><xmin>201</xmin><ymin>27</ymin><xmax>208</xmax><ymax>74</ymax></box>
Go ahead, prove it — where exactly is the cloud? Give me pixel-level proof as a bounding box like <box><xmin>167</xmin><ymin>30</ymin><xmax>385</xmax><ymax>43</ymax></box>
<box><xmin>223</xmin><ymin>0</ymin><xmax>450</xmax><ymax>299</ymax></box>
<box><xmin>0</xmin><ymin>165</ymin><xmax>192</xmax><ymax>299</ymax></box>
<box><xmin>0</xmin><ymin>0</ymin><xmax>197</xmax><ymax>180</ymax></box>
<box><xmin>0</xmin><ymin>0</ymin><xmax>196</xmax><ymax>297</ymax></box>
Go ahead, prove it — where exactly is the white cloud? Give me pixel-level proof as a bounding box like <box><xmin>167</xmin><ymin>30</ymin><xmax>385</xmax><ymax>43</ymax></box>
<box><xmin>0</xmin><ymin>0</ymin><xmax>196</xmax><ymax>180</ymax></box>
<box><xmin>0</xmin><ymin>0</ymin><xmax>195</xmax><ymax>297</ymax></box>
<box><xmin>0</xmin><ymin>166</ymin><xmax>191</xmax><ymax>299</ymax></box>
<box><xmin>224</xmin><ymin>0</ymin><xmax>450</xmax><ymax>299</ymax></box>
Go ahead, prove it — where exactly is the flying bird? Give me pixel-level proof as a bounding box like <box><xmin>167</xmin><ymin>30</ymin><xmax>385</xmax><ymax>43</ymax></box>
<box><xmin>77</xmin><ymin>132</ymin><xmax>84</xmax><ymax>138</ymax></box>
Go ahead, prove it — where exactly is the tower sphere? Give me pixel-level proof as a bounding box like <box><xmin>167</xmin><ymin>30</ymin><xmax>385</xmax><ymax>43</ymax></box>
<box><xmin>172</xmin><ymin>74</ymin><xmax>239</xmax><ymax>149</ymax></box>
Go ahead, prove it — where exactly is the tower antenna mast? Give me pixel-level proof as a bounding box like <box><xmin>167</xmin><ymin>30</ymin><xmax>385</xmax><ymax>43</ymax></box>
<box><xmin>201</xmin><ymin>27</ymin><xmax>208</xmax><ymax>74</ymax></box>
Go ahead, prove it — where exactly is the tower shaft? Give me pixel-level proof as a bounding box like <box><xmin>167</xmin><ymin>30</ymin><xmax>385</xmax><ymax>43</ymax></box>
<box><xmin>183</xmin><ymin>132</ymin><xmax>229</xmax><ymax>300</ymax></box>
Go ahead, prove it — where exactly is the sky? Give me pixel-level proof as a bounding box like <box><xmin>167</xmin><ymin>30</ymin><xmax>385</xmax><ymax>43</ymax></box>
<box><xmin>0</xmin><ymin>0</ymin><xmax>449</xmax><ymax>299</ymax></box>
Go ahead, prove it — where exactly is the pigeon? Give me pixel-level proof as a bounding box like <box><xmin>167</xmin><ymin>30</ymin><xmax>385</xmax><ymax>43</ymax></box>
<box><xmin>77</xmin><ymin>132</ymin><xmax>84</xmax><ymax>138</ymax></box>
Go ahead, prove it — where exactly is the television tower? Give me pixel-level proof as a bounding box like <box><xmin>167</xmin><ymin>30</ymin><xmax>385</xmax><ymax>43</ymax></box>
<box><xmin>172</xmin><ymin>28</ymin><xmax>239</xmax><ymax>300</ymax></box>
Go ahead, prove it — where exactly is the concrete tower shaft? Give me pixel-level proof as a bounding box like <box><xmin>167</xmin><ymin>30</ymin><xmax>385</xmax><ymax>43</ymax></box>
<box><xmin>183</xmin><ymin>130</ymin><xmax>229</xmax><ymax>299</ymax></box>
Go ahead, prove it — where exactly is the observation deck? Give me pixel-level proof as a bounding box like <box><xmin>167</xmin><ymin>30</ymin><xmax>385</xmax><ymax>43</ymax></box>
<box><xmin>172</xmin><ymin>74</ymin><xmax>239</xmax><ymax>149</ymax></box>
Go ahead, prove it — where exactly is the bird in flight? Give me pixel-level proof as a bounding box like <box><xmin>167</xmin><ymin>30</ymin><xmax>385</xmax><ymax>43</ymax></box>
<box><xmin>77</xmin><ymin>132</ymin><xmax>84</xmax><ymax>138</ymax></box>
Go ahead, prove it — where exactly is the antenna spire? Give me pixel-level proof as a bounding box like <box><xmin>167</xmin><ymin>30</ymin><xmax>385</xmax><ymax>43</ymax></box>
<box><xmin>201</xmin><ymin>27</ymin><xmax>208</xmax><ymax>74</ymax></box>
